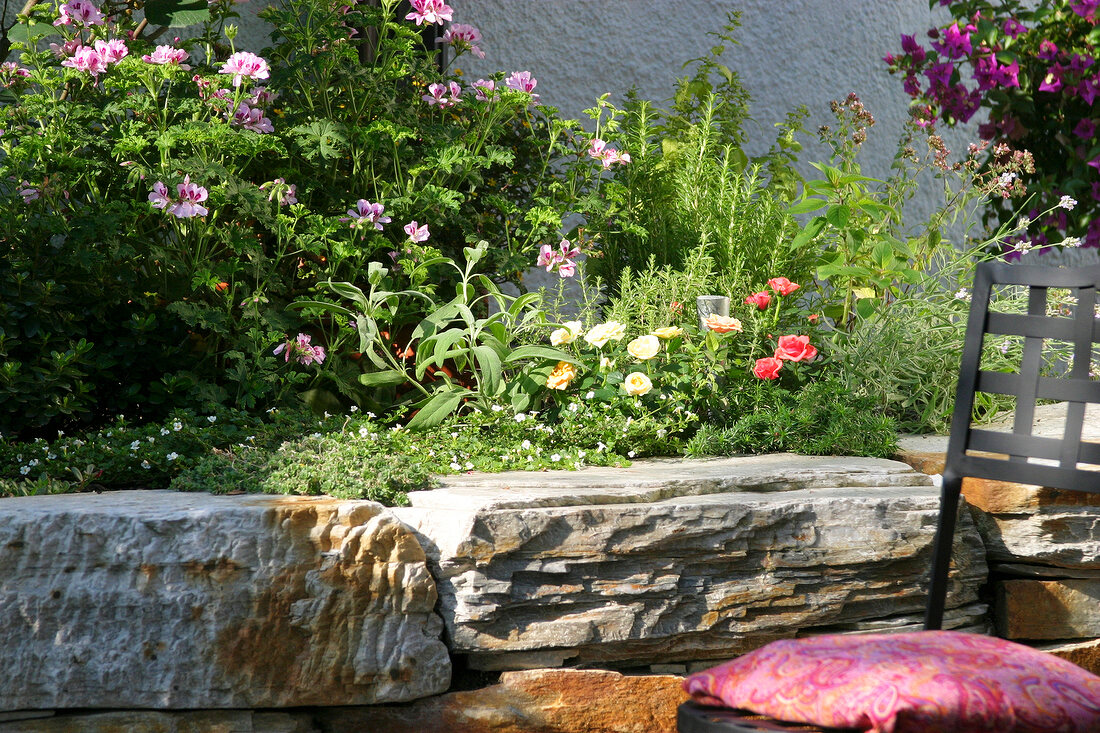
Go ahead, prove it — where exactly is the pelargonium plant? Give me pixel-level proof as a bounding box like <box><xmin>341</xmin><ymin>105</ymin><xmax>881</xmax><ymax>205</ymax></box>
<box><xmin>885</xmin><ymin>0</ymin><xmax>1100</xmax><ymax>251</ymax></box>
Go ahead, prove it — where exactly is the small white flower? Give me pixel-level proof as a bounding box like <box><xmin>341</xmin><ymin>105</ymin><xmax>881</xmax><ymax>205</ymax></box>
<box><xmin>160</xmin><ymin>428</ymin><xmax>170</xmax><ymax>436</ymax></box>
<box><xmin>464</xmin><ymin>461</ymin><xmax>473</xmax><ymax>470</ymax></box>
<box><xmin>141</xmin><ymin>460</ymin><xmax>152</xmax><ymax>469</ymax></box>
<box><xmin>521</xmin><ymin>439</ymin><xmax>532</xmax><ymax>450</ymax></box>
<box><xmin>1059</xmin><ymin>195</ymin><xmax>1077</xmax><ymax>210</ymax></box>
<box><xmin>130</xmin><ymin>441</ymin><xmax>141</xmax><ymax>451</ymax></box>
<box><xmin>147</xmin><ymin>436</ymin><xmax>155</xmax><ymax>443</ymax></box>
<box><xmin>491</xmin><ymin>404</ymin><xmax>503</xmax><ymax>412</ymax></box>
<box><xmin>166</xmin><ymin>452</ymin><xmax>179</xmax><ymax>462</ymax></box>
<box><xmin>568</xmin><ymin>403</ymin><xmax>579</xmax><ymax>412</ymax></box>
<box><xmin>628</xmin><ymin>450</ymin><xmax>636</xmax><ymax>458</ymax></box>
<box><xmin>577</xmin><ymin>450</ymin><xmax>586</xmax><ymax>459</ymax></box>
<box><xmin>450</xmin><ymin>461</ymin><xmax>462</xmax><ymax>471</ymax></box>
<box><xmin>349</xmin><ymin>405</ymin><xmax>359</xmax><ymax>413</ymax></box>
<box><xmin>359</xmin><ymin>427</ymin><xmax>370</xmax><ymax>438</ymax></box>
<box><xmin>585</xmin><ymin>391</ymin><xmax>595</xmax><ymax>399</ymax></box>
<box><xmin>998</xmin><ymin>171</ymin><xmax>1017</xmax><ymax>188</ymax></box>
<box><xmin>515</xmin><ymin>413</ymin><xmax>526</xmax><ymax>422</ymax></box>
<box><xmin>172</xmin><ymin>421</ymin><xmax>183</xmax><ymax>431</ymax></box>
<box><xmin>323</xmin><ymin>411</ymin><xmax>331</xmax><ymax>419</ymax></box>
<box><xmin>310</xmin><ymin>432</ymin><xmax>322</xmax><ymax>439</ymax></box>
<box><xmin>367</xmin><ymin>411</ymin><xmax>376</xmax><ymax>419</ymax></box>
<box><xmin>266</xmin><ymin>407</ymin><xmax>278</xmax><ymax>414</ymax></box>
<box><xmin>596</xmin><ymin>442</ymin><xmax>606</xmax><ymax>453</ymax></box>
<box><xmin>1018</xmin><ymin>216</ymin><xmax>1031</xmax><ymax>230</ymax></box>
<box><xmin>955</xmin><ymin>288</ymin><xmax>970</xmax><ymax>301</ymax></box>
<box><xmin>551</xmin><ymin>453</ymin><xmax>561</xmax><ymax>462</ymax></box>
<box><xmin>246</xmin><ymin>435</ymin><xmax>255</xmax><ymax>442</ymax></box>
<box><xmin>20</xmin><ymin>465</ymin><xmax>31</xmax><ymax>475</ymax></box>
<box><xmin>1061</xmin><ymin>236</ymin><xmax>1082</xmax><ymax>248</ymax></box>
<box><xmin>207</xmin><ymin>415</ymin><xmax>217</xmax><ymax>423</ymax></box>
<box><xmin>657</xmin><ymin>429</ymin><xmax>667</xmax><ymax>438</ymax></box>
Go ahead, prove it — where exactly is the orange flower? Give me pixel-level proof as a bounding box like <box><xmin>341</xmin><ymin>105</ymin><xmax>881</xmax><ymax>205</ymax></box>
<box><xmin>546</xmin><ymin>361</ymin><xmax>577</xmax><ymax>390</ymax></box>
<box><xmin>767</xmin><ymin>277</ymin><xmax>800</xmax><ymax>296</ymax></box>
<box><xmin>704</xmin><ymin>314</ymin><xmax>743</xmax><ymax>334</ymax></box>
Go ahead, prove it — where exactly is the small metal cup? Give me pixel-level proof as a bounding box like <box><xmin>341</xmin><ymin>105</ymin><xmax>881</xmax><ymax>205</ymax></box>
<box><xmin>696</xmin><ymin>295</ymin><xmax>731</xmax><ymax>331</ymax></box>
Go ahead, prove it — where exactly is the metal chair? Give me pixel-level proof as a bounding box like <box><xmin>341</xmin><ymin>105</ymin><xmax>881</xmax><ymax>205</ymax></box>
<box><xmin>678</xmin><ymin>261</ymin><xmax>1100</xmax><ymax>732</ymax></box>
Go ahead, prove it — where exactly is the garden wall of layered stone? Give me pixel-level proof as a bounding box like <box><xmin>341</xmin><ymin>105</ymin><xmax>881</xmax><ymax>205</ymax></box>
<box><xmin>0</xmin><ymin>451</ymin><xmax>1094</xmax><ymax>732</ymax></box>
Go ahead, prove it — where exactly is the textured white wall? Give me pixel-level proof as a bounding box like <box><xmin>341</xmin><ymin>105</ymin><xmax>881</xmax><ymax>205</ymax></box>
<box><xmin>451</xmin><ymin>0</ymin><xmax>977</xmax><ymax>190</ymax></box>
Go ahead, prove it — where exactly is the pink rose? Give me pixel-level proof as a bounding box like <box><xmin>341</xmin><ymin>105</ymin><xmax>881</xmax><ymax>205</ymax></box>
<box><xmin>774</xmin><ymin>335</ymin><xmax>818</xmax><ymax>363</ymax></box>
<box><xmin>767</xmin><ymin>277</ymin><xmax>800</xmax><ymax>296</ymax></box>
<box><xmin>753</xmin><ymin>357</ymin><xmax>783</xmax><ymax>380</ymax></box>
<box><xmin>744</xmin><ymin>291</ymin><xmax>771</xmax><ymax>310</ymax></box>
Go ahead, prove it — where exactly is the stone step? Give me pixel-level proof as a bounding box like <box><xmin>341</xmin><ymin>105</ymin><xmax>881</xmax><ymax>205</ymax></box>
<box><xmin>393</xmin><ymin>454</ymin><xmax>988</xmax><ymax>671</ymax></box>
<box><xmin>996</xmin><ymin>578</ymin><xmax>1100</xmax><ymax>641</ymax></box>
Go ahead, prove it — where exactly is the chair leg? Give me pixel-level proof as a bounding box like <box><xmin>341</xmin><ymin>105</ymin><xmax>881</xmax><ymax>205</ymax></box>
<box><xmin>924</xmin><ymin>474</ymin><xmax>963</xmax><ymax>631</ymax></box>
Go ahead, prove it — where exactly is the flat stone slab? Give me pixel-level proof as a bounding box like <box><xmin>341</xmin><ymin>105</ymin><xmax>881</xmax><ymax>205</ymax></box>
<box><xmin>394</xmin><ymin>455</ymin><xmax>988</xmax><ymax>670</ymax></box>
<box><xmin>0</xmin><ymin>492</ymin><xmax>450</xmax><ymax>710</ymax></box>
<box><xmin>997</xmin><ymin>578</ymin><xmax>1100</xmax><ymax>640</ymax></box>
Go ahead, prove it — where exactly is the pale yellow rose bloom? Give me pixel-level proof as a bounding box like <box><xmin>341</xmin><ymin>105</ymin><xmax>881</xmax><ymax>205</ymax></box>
<box><xmin>545</xmin><ymin>361</ymin><xmax>577</xmax><ymax>390</ymax></box>
<box><xmin>651</xmin><ymin>326</ymin><xmax>683</xmax><ymax>339</ymax></box>
<box><xmin>584</xmin><ymin>320</ymin><xmax>627</xmax><ymax>347</ymax></box>
<box><xmin>623</xmin><ymin>371</ymin><xmax>653</xmax><ymax>396</ymax></box>
<box><xmin>550</xmin><ymin>320</ymin><xmax>582</xmax><ymax>346</ymax></box>
<box><xmin>627</xmin><ymin>335</ymin><xmax>660</xmax><ymax>361</ymax></box>
<box><xmin>599</xmin><ymin>356</ymin><xmax>615</xmax><ymax>371</ymax></box>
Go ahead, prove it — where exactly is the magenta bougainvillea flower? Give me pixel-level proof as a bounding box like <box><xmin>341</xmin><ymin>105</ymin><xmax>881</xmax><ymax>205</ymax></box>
<box><xmin>931</xmin><ymin>21</ymin><xmax>974</xmax><ymax>59</ymax></box>
<box><xmin>403</xmin><ymin>221</ymin><xmax>430</xmax><ymax>242</ymax></box>
<box><xmin>53</xmin><ymin>0</ymin><xmax>104</xmax><ymax>27</ymax></box>
<box><xmin>219</xmin><ymin>51</ymin><xmax>270</xmax><ymax>87</ymax></box>
<box><xmin>142</xmin><ymin>45</ymin><xmax>191</xmax><ymax>69</ymax></box>
<box><xmin>440</xmin><ymin>23</ymin><xmax>484</xmax><ymax>58</ymax></box>
<box><xmin>405</xmin><ymin>0</ymin><xmax>452</xmax><ymax>25</ymax></box>
<box><xmin>343</xmin><ymin>199</ymin><xmax>391</xmax><ymax>230</ymax></box>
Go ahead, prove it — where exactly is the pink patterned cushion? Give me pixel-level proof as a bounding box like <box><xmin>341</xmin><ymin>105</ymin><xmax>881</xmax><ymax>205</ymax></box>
<box><xmin>684</xmin><ymin>631</ymin><xmax>1100</xmax><ymax>733</ymax></box>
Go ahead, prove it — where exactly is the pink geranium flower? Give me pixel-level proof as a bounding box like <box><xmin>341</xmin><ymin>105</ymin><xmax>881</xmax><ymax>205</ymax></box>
<box><xmin>61</xmin><ymin>46</ymin><xmax>108</xmax><ymax>77</ymax></box>
<box><xmin>148</xmin><ymin>181</ymin><xmax>171</xmax><ymax>210</ymax></box>
<box><xmin>536</xmin><ymin>238</ymin><xmax>581</xmax><ymax>278</ymax></box>
<box><xmin>587</xmin><ymin>138</ymin><xmax>632</xmax><ymax>169</ymax></box>
<box><xmin>343</xmin><ymin>199</ymin><xmax>391</xmax><ymax>230</ymax></box>
<box><xmin>230</xmin><ymin>102</ymin><xmax>274</xmax><ymax>133</ymax></box>
<box><xmin>403</xmin><ymin>221</ymin><xmax>430</xmax><ymax>242</ymax></box>
<box><xmin>0</xmin><ymin>62</ymin><xmax>31</xmax><ymax>88</ymax></box>
<box><xmin>504</xmin><ymin>71</ymin><xmax>540</xmax><ymax>104</ymax></box>
<box><xmin>219</xmin><ymin>51</ymin><xmax>270</xmax><ymax>87</ymax></box>
<box><xmin>54</xmin><ymin>0</ymin><xmax>104</xmax><ymax>26</ymax></box>
<box><xmin>440</xmin><ymin>23</ymin><xmax>484</xmax><ymax>58</ymax></box>
<box><xmin>170</xmin><ymin>175</ymin><xmax>209</xmax><ymax>218</ymax></box>
<box><xmin>274</xmin><ymin>333</ymin><xmax>326</xmax><ymax>366</ymax></box>
<box><xmin>405</xmin><ymin>0</ymin><xmax>452</xmax><ymax>25</ymax></box>
<box><xmin>422</xmin><ymin>81</ymin><xmax>461</xmax><ymax>108</ymax></box>
<box><xmin>473</xmin><ymin>79</ymin><xmax>495</xmax><ymax>102</ymax></box>
<box><xmin>142</xmin><ymin>45</ymin><xmax>191</xmax><ymax>69</ymax></box>
<box><xmin>94</xmin><ymin>38</ymin><xmax>128</xmax><ymax>64</ymax></box>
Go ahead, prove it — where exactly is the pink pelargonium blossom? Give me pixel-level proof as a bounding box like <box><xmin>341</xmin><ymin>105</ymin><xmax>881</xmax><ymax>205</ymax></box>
<box><xmin>148</xmin><ymin>181</ymin><xmax>171</xmax><ymax>209</ymax></box>
<box><xmin>273</xmin><ymin>333</ymin><xmax>326</xmax><ymax>366</ymax></box>
<box><xmin>219</xmin><ymin>51</ymin><xmax>270</xmax><ymax>87</ymax></box>
<box><xmin>19</xmin><ymin>186</ymin><xmax>39</xmax><ymax>203</ymax></box>
<box><xmin>588</xmin><ymin>138</ymin><xmax>632</xmax><ymax>169</ymax></box>
<box><xmin>440</xmin><ymin>23</ymin><xmax>484</xmax><ymax>58</ymax></box>
<box><xmin>61</xmin><ymin>46</ymin><xmax>108</xmax><ymax>77</ymax></box>
<box><xmin>403</xmin><ymin>220</ymin><xmax>430</xmax><ymax>242</ymax></box>
<box><xmin>473</xmin><ymin>79</ymin><xmax>495</xmax><ymax>101</ymax></box>
<box><xmin>536</xmin><ymin>238</ymin><xmax>581</xmax><ymax>278</ymax></box>
<box><xmin>260</xmin><ymin>178</ymin><xmax>297</xmax><ymax>206</ymax></box>
<box><xmin>142</xmin><ymin>45</ymin><xmax>191</xmax><ymax>69</ymax></box>
<box><xmin>94</xmin><ymin>38</ymin><xmax>128</xmax><ymax>64</ymax></box>
<box><xmin>54</xmin><ymin>0</ymin><xmax>104</xmax><ymax>27</ymax></box>
<box><xmin>0</xmin><ymin>62</ymin><xmax>31</xmax><ymax>88</ymax></box>
<box><xmin>171</xmin><ymin>175</ymin><xmax>209</xmax><ymax>218</ymax></box>
<box><xmin>422</xmin><ymin>81</ymin><xmax>461</xmax><ymax>108</ymax></box>
<box><xmin>405</xmin><ymin>0</ymin><xmax>452</xmax><ymax>25</ymax></box>
<box><xmin>50</xmin><ymin>39</ymin><xmax>82</xmax><ymax>58</ymax></box>
<box><xmin>344</xmin><ymin>199</ymin><xmax>391</xmax><ymax>230</ymax></box>
<box><xmin>505</xmin><ymin>70</ymin><xmax>538</xmax><ymax>94</ymax></box>
<box><xmin>230</xmin><ymin>102</ymin><xmax>274</xmax><ymax>133</ymax></box>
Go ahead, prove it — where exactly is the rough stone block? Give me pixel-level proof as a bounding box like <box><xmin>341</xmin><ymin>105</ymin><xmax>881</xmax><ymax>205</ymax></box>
<box><xmin>0</xmin><ymin>492</ymin><xmax>450</xmax><ymax>710</ymax></box>
<box><xmin>317</xmin><ymin>669</ymin><xmax>687</xmax><ymax>733</ymax></box>
<box><xmin>997</xmin><ymin>579</ymin><xmax>1100</xmax><ymax>640</ymax></box>
<box><xmin>394</xmin><ymin>455</ymin><xmax>988</xmax><ymax>670</ymax></box>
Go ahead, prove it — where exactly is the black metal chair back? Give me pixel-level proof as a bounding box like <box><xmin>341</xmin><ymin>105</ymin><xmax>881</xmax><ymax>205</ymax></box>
<box><xmin>680</xmin><ymin>261</ymin><xmax>1100</xmax><ymax>732</ymax></box>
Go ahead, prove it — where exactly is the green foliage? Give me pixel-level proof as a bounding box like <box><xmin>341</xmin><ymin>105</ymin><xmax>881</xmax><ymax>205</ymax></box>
<box><xmin>683</xmin><ymin>380</ymin><xmax>899</xmax><ymax>458</ymax></box>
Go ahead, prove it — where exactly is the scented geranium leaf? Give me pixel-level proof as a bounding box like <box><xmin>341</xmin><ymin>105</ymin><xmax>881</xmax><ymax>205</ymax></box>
<box><xmin>144</xmin><ymin>0</ymin><xmax>211</xmax><ymax>27</ymax></box>
<box><xmin>291</xmin><ymin>120</ymin><xmax>347</xmax><ymax>161</ymax></box>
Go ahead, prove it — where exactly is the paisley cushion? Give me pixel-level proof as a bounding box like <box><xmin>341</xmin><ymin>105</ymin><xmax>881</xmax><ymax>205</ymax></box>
<box><xmin>683</xmin><ymin>631</ymin><xmax>1100</xmax><ymax>733</ymax></box>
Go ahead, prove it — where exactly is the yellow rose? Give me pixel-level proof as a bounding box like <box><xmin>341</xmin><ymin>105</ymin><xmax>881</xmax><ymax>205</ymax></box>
<box><xmin>627</xmin><ymin>335</ymin><xmax>660</xmax><ymax>360</ymax></box>
<box><xmin>651</xmin><ymin>326</ymin><xmax>683</xmax><ymax>339</ymax></box>
<box><xmin>550</xmin><ymin>320</ymin><xmax>582</xmax><ymax>346</ymax></box>
<box><xmin>703</xmin><ymin>314</ymin><xmax>743</xmax><ymax>334</ymax></box>
<box><xmin>623</xmin><ymin>371</ymin><xmax>653</xmax><ymax>396</ymax></box>
<box><xmin>584</xmin><ymin>320</ymin><xmax>627</xmax><ymax>348</ymax></box>
<box><xmin>599</xmin><ymin>356</ymin><xmax>615</xmax><ymax>371</ymax></box>
<box><xmin>545</xmin><ymin>361</ymin><xmax>577</xmax><ymax>390</ymax></box>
